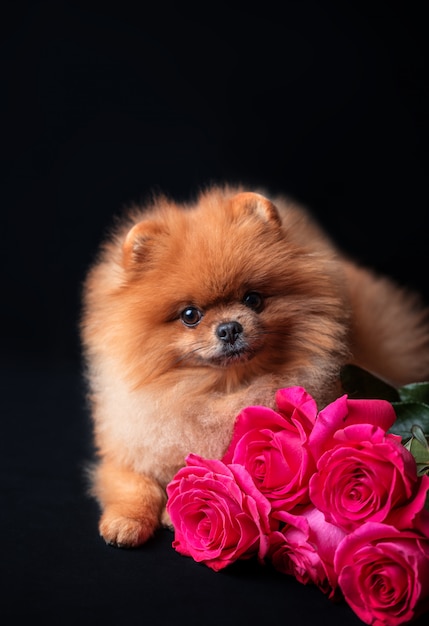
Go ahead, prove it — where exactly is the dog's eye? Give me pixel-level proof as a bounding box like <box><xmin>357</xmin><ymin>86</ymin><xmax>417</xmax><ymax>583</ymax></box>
<box><xmin>180</xmin><ymin>307</ymin><xmax>203</xmax><ymax>327</ymax></box>
<box><xmin>243</xmin><ymin>291</ymin><xmax>264</xmax><ymax>312</ymax></box>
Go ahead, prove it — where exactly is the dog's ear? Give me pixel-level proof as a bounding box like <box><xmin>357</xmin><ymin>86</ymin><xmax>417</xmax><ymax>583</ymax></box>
<box><xmin>230</xmin><ymin>192</ymin><xmax>281</xmax><ymax>226</ymax></box>
<box><xmin>122</xmin><ymin>220</ymin><xmax>165</xmax><ymax>269</ymax></box>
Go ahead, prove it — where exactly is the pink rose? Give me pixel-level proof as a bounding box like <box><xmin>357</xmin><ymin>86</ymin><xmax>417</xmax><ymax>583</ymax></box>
<box><xmin>334</xmin><ymin>522</ymin><xmax>429</xmax><ymax>626</ymax></box>
<box><xmin>309</xmin><ymin>407</ymin><xmax>429</xmax><ymax>532</ymax></box>
<box><xmin>309</xmin><ymin>394</ymin><xmax>397</xmax><ymax>460</ymax></box>
<box><xmin>166</xmin><ymin>453</ymin><xmax>272</xmax><ymax>571</ymax></box>
<box><xmin>268</xmin><ymin>505</ymin><xmax>346</xmax><ymax>599</ymax></box>
<box><xmin>222</xmin><ymin>386</ymin><xmax>318</xmax><ymax>511</ymax></box>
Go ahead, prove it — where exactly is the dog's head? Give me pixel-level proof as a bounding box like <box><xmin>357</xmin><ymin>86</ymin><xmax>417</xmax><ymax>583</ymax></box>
<box><xmin>95</xmin><ymin>187</ymin><xmax>347</xmax><ymax>391</ymax></box>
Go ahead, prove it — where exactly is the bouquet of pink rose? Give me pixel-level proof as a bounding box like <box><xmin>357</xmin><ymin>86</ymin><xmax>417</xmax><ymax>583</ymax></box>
<box><xmin>166</xmin><ymin>366</ymin><xmax>429</xmax><ymax>626</ymax></box>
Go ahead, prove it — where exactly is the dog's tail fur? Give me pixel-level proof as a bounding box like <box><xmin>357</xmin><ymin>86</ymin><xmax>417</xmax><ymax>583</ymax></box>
<box><xmin>343</xmin><ymin>260</ymin><xmax>429</xmax><ymax>386</ymax></box>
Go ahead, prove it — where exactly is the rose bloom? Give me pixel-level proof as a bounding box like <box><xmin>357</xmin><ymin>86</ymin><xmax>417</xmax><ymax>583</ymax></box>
<box><xmin>308</xmin><ymin>395</ymin><xmax>429</xmax><ymax>532</ymax></box>
<box><xmin>268</xmin><ymin>505</ymin><xmax>346</xmax><ymax>600</ymax></box>
<box><xmin>309</xmin><ymin>394</ymin><xmax>398</xmax><ymax>459</ymax></box>
<box><xmin>222</xmin><ymin>386</ymin><xmax>318</xmax><ymax>511</ymax></box>
<box><xmin>166</xmin><ymin>453</ymin><xmax>272</xmax><ymax>572</ymax></box>
<box><xmin>334</xmin><ymin>521</ymin><xmax>429</xmax><ymax>626</ymax></box>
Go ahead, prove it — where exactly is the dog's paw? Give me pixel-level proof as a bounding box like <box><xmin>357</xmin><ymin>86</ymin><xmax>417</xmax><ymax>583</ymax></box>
<box><xmin>160</xmin><ymin>508</ymin><xmax>174</xmax><ymax>531</ymax></box>
<box><xmin>99</xmin><ymin>513</ymin><xmax>156</xmax><ymax>548</ymax></box>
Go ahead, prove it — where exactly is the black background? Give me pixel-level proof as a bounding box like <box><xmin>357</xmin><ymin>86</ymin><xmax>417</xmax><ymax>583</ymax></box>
<box><xmin>1</xmin><ymin>1</ymin><xmax>428</xmax><ymax>624</ymax></box>
<box><xmin>3</xmin><ymin>0</ymin><xmax>429</xmax><ymax>366</ymax></box>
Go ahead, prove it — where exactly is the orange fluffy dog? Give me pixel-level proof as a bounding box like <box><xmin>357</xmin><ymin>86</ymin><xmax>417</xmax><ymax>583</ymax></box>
<box><xmin>80</xmin><ymin>185</ymin><xmax>429</xmax><ymax>547</ymax></box>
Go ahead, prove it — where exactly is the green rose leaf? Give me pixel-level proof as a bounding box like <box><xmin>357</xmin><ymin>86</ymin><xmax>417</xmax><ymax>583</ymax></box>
<box><xmin>389</xmin><ymin>402</ymin><xmax>429</xmax><ymax>440</ymax></box>
<box><xmin>403</xmin><ymin>426</ymin><xmax>429</xmax><ymax>477</ymax></box>
<box><xmin>411</xmin><ymin>424</ymin><xmax>429</xmax><ymax>449</ymax></box>
<box><xmin>398</xmin><ymin>381</ymin><xmax>429</xmax><ymax>404</ymax></box>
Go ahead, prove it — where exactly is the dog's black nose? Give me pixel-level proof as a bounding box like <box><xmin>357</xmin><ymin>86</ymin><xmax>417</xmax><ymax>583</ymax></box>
<box><xmin>216</xmin><ymin>321</ymin><xmax>243</xmax><ymax>344</ymax></box>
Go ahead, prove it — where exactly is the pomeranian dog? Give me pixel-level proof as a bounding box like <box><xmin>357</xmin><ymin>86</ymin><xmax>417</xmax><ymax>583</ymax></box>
<box><xmin>80</xmin><ymin>185</ymin><xmax>429</xmax><ymax>548</ymax></box>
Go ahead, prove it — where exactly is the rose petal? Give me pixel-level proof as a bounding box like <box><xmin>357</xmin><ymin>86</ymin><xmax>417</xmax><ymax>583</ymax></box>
<box><xmin>335</xmin><ymin>522</ymin><xmax>429</xmax><ymax>625</ymax></box>
<box><xmin>309</xmin><ymin>395</ymin><xmax>397</xmax><ymax>460</ymax></box>
<box><xmin>167</xmin><ymin>454</ymin><xmax>272</xmax><ymax>571</ymax></box>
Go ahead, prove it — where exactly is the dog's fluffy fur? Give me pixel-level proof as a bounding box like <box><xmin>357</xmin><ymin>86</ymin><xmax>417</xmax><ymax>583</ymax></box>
<box><xmin>80</xmin><ymin>185</ymin><xmax>429</xmax><ymax>547</ymax></box>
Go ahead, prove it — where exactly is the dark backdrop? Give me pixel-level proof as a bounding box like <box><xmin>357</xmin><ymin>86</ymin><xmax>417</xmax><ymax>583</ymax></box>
<box><xmin>3</xmin><ymin>0</ymin><xmax>429</xmax><ymax>366</ymax></box>
<box><xmin>1</xmin><ymin>2</ymin><xmax>428</xmax><ymax>624</ymax></box>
